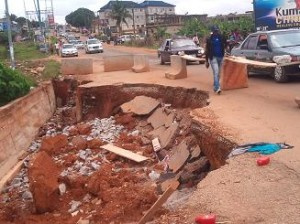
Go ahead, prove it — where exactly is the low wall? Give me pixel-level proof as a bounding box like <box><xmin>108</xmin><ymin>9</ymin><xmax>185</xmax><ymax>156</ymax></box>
<box><xmin>0</xmin><ymin>82</ymin><xmax>56</xmax><ymax>180</ymax></box>
<box><xmin>61</xmin><ymin>58</ymin><xmax>93</xmax><ymax>75</ymax></box>
<box><xmin>104</xmin><ymin>55</ymin><xmax>134</xmax><ymax>72</ymax></box>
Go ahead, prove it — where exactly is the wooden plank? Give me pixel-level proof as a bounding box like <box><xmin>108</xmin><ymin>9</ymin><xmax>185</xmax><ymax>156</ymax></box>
<box><xmin>101</xmin><ymin>144</ymin><xmax>149</xmax><ymax>163</ymax></box>
<box><xmin>227</xmin><ymin>56</ymin><xmax>276</xmax><ymax>67</ymax></box>
<box><xmin>138</xmin><ymin>181</ymin><xmax>180</xmax><ymax>224</ymax></box>
<box><xmin>181</xmin><ymin>55</ymin><xmax>205</xmax><ymax>62</ymax></box>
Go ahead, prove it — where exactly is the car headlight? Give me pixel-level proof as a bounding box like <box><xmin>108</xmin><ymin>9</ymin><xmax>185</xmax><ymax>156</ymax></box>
<box><xmin>198</xmin><ymin>49</ymin><xmax>205</xmax><ymax>54</ymax></box>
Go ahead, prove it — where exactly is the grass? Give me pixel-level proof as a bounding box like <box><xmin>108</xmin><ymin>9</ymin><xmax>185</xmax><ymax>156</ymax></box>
<box><xmin>0</xmin><ymin>41</ymin><xmax>47</xmax><ymax>61</ymax></box>
<box><xmin>41</xmin><ymin>60</ymin><xmax>61</xmax><ymax>81</ymax></box>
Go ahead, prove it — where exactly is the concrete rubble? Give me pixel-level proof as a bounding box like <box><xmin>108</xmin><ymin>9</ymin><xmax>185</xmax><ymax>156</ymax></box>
<box><xmin>0</xmin><ymin>94</ymin><xmax>211</xmax><ymax>224</ymax></box>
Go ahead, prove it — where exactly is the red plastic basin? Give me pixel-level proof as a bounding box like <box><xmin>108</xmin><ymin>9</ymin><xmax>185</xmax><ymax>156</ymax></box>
<box><xmin>195</xmin><ymin>214</ymin><xmax>216</xmax><ymax>224</ymax></box>
<box><xmin>257</xmin><ymin>156</ymin><xmax>270</xmax><ymax>166</ymax></box>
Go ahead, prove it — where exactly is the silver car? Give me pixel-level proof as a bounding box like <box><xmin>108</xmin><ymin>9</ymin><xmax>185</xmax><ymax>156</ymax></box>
<box><xmin>231</xmin><ymin>29</ymin><xmax>300</xmax><ymax>82</ymax></box>
<box><xmin>60</xmin><ymin>44</ymin><xmax>78</xmax><ymax>57</ymax></box>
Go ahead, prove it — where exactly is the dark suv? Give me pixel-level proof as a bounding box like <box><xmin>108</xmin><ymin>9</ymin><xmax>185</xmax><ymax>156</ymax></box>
<box><xmin>158</xmin><ymin>38</ymin><xmax>204</xmax><ymax>65</ymax></box>
<box><xmin>231</xmin><ymin>29</ymin><xmax>300</xmax><ymax>82</ymax></box>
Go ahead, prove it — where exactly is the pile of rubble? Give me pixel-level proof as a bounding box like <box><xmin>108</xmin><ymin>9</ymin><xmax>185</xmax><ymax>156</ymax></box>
<box><xmin>0</xmin><ymin>95</ymin><xmax>211</xmax><ymax>224</ymax></box>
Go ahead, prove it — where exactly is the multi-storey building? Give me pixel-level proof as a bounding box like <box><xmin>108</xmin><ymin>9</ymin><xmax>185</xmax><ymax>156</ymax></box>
<box><xmin>98</xmin><ymin>0</ymin><xmax>175</xmax><ymax>34</ymax></box>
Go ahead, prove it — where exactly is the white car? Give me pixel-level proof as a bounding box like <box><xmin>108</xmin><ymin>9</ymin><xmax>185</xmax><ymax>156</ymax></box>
<box><xmin>74</xmin><ymin>40</ymin><xmax>84</xmax><ymax>49</ymax></box>
<box><xmin>85</xmin><ymin>39</ymin><xmax>103</xmax><ymax>54</ymax></box>
<box><xmin>60</xmin><ymin>44</ymin><xmax>78</xmax><ymax>57</ymax></box>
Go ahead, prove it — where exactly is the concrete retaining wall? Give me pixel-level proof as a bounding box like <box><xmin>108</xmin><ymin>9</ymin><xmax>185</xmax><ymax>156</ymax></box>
<box><xmin>0</xmin><ymin>82</ymin><xmax>56</xmax><ymax>180</ymax></box>
<box><xmin>104</xmin><ymin>55</ymin><xmax>134</xmax><ymax>72</ymax></box>
<box><xmin>61</xmin><ymin>58</ymin><xmax>93</xmax><ymax>75</ymax></box>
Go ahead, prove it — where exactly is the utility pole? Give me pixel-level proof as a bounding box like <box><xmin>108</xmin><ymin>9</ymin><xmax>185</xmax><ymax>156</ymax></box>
<box><xmin>36</xmin><ymin>0</ymin><xmax>48</xmax><ymax>53</ymax></box>
<box><xmin>132</xmin><ymin>8</ymin><xmax>136</xmax><ymax>39</ymax></box>
<box><xmin>4</xmin><ymin>0</ymin><xmax>15</xmax><ymax>69</ymax></box>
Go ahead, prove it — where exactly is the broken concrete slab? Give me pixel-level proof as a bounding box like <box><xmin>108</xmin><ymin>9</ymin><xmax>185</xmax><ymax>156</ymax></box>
<box><xmin>147</xmin><ymin>107</ymin><xmax>168</xmax><ymax>129</ymax></box>
<box><xmin>165</xmin><ymin>112</ymin><xmax>176</xmax><ymax>128</ymax></box>
<box><xmin>147</xmin><ymin>126</ymin><xmax>167</xmax><ymax>140</ymax></box>
<box><xmin>160</xmin><ymin>123</ymin><xmax>179</xmax><ymax>149</ymax></box>
<box><xmin>184</xmin><ymin>157</ymin><xmax>209</xmax><ymax>174</ymax></box>
<box><xmin>28</xmin><ymin>151</ymin><xmax>59</xmax><ymax>214</ymax></box>
<box><xmin>168</xmin><ymin>141</ymin><xmax>190</xmax><ymax>173</ymax></box>
<box><xmin>190</xmin><ymin>145</ymin><xmax>201</xmax><ymax>160</ymax></box>
<box><xmin>121</xmin><ymin>96</ymin><xmax>160</xmax><ymax>116</ymax></box>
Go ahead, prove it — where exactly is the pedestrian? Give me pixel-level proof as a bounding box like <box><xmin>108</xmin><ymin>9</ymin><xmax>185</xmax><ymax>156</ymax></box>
<box><xmin>193</xmin><ymin>33</ymin><xmax>199</xmax><ymax>46</ymax></box>
<box><xmin>55</xmin><ymin>42</ymin><xmax>59</xmax><ymax>55</ymax></box>
<box><xmin>205</xmin><ymin>25</ymin><xmax>227</xmax><ymax>94</ymax></box>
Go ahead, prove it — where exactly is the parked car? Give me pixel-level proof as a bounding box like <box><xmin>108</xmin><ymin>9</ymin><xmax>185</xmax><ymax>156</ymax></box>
<box><xmin>67</xmin><ymin>35</ymin><xmax>76</xmax><ymax>42</ymax></box>
<box><xmin>60</xmin><ymin>44</ymin><xmax>78</xmax><ymax>57</ymax></box>
<box><xmin>231</xmin><ymin>29</ymin><xmax>300</xmax><ymax>82</ymax></box>
<box><xmin>85</xmin><ymin>39</ymin><xmax>103</xmax><ymax>54</ymax></box>
<box><xmin>39</xmin><ymin>43</ymin><xmax>50</xmax><ymax>53</ymax></box>
<box><xmin>158</xmin><ymin>38</ymin><xmax>205</xmax><ymax>65</ymax></box>
<box><xmin>74</xmin><ymin>40</ymin><xmax>85</xmax><ymax>49</ymax></box>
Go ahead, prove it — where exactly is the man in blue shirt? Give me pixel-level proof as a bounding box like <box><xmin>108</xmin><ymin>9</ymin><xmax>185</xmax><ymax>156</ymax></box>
<box><xmin>205</xmin><ymin>25</ymin><xmax>227</xmax><ymax>94</ymax></box>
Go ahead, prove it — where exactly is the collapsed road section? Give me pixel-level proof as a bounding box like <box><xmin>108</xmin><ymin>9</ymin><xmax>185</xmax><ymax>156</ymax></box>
<box><xmin>0</xmin><ymin>79</ymin><xmax>236</xmax><ymax>224</ymax></box>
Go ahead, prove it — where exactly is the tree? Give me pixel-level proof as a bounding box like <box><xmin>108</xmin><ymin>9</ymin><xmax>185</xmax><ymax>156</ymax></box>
<box><xmin>15</xmin><ymin>17</ymin><xmax>27</xmax><ymax>27</ymax></box>
<box><xmin>178</xmin><ymin>18</ymin><xmax>209</xmax><ymax>38</ymax></box>
<box><xmin>154</xmin><ymin>26</ymin><xmax>170</xmax><ymax>41</ymax></box>
<box><xmin>10</xmin><ymin>14</ymin><xmax>18</xmax><ymax>22</ymax></box>
<box><xmin>109</xmin><ymin>0</ymin><xmax>132</xmax><ymax>35</ymax></box>
<box><xmin>65</xmin><ymin>8</ymin><xmax>95</xmax><ymax>28</ymax></box>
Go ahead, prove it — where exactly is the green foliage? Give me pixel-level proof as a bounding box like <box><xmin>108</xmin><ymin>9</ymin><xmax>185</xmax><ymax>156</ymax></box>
<box><xmin>10</xmin><ymin>14</ymin><xmax>18</xmax><ymax>22</ymax></box>
<box><xmin>178</xmin><ymin>16</ymin><xmax>255</xmax><ymax>40</ymax></box>
<box><xmin>65</xmin><ymin>8</ymin><xmax>95</xmax><ymax>28</ymax></box>
<box><xmin>0</xmin><ymin>63</ymin><xmax>32</xmax><ymax>106</ymax></box>
<box><xmin>110</xmin><ymin>0</ymin><xmax>132</xmax><ymax>34</ymax></box>
<box><xmin>209</xmin><ymin>16</ymin><xmax>255</xmax><ymax>37</ymax></box>
<box><xmin>41</xmin><ymin>60</ymin><xmax>61</xmax><ymax>81</ymax></box>
<box><xmin>0</xmin><ymin>31</ymin><xmax>17</xmax><ymax>45</ymax></box>
<box><xmin>0</xmin><ymin>42</ymin><xmax>47</xmax><ymax>61</ymax></box>
<box><xmin>154</xmin><ymin>27</ymin><xmax>171</xmax><ymax>41</ymax></box>
<box><xmin>15</xmin><ymin>17</ymin><xmax>27</xmax><ymax>27</ymax></box>
<box><xmin>178</xmin><ymin>18</ymin><xmax>209</xmax><ymax>38</ymax></box>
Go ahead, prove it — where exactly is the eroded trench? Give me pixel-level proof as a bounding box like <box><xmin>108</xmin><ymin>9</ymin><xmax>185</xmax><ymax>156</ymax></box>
<box><xmin>0</xmin><ymin>78</ymin><xmax>237</xmax><ymax>224</ymax></box>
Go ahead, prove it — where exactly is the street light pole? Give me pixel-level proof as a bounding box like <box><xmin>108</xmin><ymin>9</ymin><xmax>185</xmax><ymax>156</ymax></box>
<box><xmin>4</xmin><ymin>0</ymin><xmax>15</xmax><ymax>69</ymax></box>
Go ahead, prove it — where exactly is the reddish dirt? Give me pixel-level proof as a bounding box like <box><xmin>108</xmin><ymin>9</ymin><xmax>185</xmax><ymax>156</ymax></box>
<box><xmin>40</xmin><ymin>134</ymin><xmax>68</xmax><ymax>155</ymax></box>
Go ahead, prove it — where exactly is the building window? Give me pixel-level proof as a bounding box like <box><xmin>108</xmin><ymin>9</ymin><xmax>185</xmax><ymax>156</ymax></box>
<box><xmin>141</xmin><ymin>25</ymin><xmax>144</xmax><ymax>28</ymax></box>
<box><xmin>169</xmin><ymin>8</ymin><xmax>173</xmax><ymax>11</ymax></box>
<box><xmin>136</xmin><ymin>16</ymin><xmax>139</xmax><ymax>19</ymax></box>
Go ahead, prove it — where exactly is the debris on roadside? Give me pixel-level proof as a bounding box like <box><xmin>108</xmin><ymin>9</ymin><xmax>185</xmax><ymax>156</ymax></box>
<box><xmin>0</xmin><ymin>95</ymin><xmax>212</xmax><ymax>224</ymax></box>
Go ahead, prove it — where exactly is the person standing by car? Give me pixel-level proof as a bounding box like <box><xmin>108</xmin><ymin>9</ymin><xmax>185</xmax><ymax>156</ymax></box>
<box><xmin>193</xmin><ymin>34</ymin><xmax>200</xmax><ymax>46</ymax></box>
<box><xmin>205</xmin><ymin>25</ymin><xmax>227</xmax><ymax>94</ymax></box>
<box><xmin>55</xmin><ymin>42</ymin><xmax>59</xmax><ymax>55</ymax></box>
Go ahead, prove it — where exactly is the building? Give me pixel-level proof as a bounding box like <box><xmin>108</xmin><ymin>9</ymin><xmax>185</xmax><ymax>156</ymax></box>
<box><xmin>98</xmin><ymin>0</ymin><xmax>175</xmax><ymax>35</ymax></box>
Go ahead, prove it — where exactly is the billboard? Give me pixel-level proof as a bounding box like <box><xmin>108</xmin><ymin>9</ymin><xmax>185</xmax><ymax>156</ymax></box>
<box><xmin>254</xmin><ymin>0</ymin><xmax>300</xmax><ymax>31</ymax></box>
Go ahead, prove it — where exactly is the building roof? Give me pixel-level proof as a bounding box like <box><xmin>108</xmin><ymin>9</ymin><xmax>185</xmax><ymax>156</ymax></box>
<box><xmin>99</xmin><ymin>1</ymin><xmax>142</xmax><ymax>12</ymax></box>
<box><xmin>139</xmin><ymin>1</ymin><xmax>175</xmax><ymax>8</ymax></box>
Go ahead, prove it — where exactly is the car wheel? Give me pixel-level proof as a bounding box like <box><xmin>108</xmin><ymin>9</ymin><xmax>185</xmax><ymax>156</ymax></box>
<box><xmin>274</xmin><ymin>66</ymin><xmax>289</xmax><ymax>83</ymax></box>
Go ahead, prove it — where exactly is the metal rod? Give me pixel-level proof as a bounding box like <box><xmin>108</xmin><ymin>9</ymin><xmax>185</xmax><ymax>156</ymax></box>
<box><xmin>4</xmin><ymin>0</ymin><xmax>15</xmax><ymax>69</ymax></box>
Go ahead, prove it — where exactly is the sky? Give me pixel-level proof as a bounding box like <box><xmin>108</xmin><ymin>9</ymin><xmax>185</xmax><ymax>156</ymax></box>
<box><xmin>0</xmin><ymin>0</ymin><xmax>253</xmax><ymax>24</ymax></box>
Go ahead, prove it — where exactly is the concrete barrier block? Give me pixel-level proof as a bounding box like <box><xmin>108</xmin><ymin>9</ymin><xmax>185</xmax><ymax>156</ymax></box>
<box><xmin>104</xmin><ymin>55</ymin><xmax>134</xmax><ymax>72</ymax></box>
<box><xmin>132</xmin><ymin>55</ymin><xmax>150</xmax><ymax>73</ymax></box>
<box><xmin>221</xmin><ymin>58</ymin><xmax>248</xmax><ymax>90</ymax></box>
<box><xmin>165</xmin><ymin>55</ymin><xmax>187</xmax><ymax>80</ymax></box>
<box><xmin>61</xmin><ymin>58</ymin><xmax>93</xmax><ymax>75</ymax></box>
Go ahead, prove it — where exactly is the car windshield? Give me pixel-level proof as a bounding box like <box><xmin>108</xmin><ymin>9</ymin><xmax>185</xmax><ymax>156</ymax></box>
<box><xmin>270</xmin><ymin>31</ymin><xmax>300</xmax><ymax>48</ymax></box>
<box><xmin>171</xmin><ymin>39</ymin><xmax>196</xmax><ymax>48</ymax></box>
<box><xmin>63</xmin><ymin>45</ymin><xmax>74</xmax><ymax>49</ymax></box>
<box><xmin>88</xmin><ymin>40</ymin><xmax>100</xmax><ymax>44</ymax></box>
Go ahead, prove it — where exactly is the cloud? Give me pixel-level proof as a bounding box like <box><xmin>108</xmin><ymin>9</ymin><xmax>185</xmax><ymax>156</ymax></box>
<box><xmin>2</xmin><ymin>0</ymin><xmax>253</xmax><ymax>24</ymax></box>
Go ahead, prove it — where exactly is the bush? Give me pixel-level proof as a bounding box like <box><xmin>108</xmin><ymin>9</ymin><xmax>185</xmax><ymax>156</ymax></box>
<box><xmin>0</xmin><ymin>63</ymin><xmax>33</xmax><ymax>106</ymax></box>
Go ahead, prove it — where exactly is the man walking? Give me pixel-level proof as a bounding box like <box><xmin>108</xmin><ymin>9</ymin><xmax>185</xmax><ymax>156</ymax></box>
<box><xmin>205</xmin><ymin>25</ymin><xmax>227</xmax><ymax>94</ymax></box>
